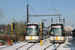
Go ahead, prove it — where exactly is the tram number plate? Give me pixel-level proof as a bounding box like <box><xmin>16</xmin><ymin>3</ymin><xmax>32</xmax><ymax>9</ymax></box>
<box><xmin>55</xmin><ymin>37</ymin><xmax>58</xmax><ymax>40</ymax></box>
<box><xmin>30</xmin><ymin>36</ymin><xmax>32</xmax><ymax>40</ymax></box>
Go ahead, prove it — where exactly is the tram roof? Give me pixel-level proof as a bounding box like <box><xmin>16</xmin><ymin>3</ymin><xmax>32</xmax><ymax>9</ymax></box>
<box><xmin>27</xmin><ymin>23</ymin><xmax>39</xmax><ymax>25</ymax></box>
<box><xmin>51</xmin><ymin>22</ymin><xmax>63</xmax><ymax>24</ymax></box>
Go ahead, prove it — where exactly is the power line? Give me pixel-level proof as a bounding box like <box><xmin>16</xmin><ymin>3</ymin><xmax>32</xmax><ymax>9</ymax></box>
<box><xmin>50</xmin><ymin>0</ymin><xmax>58</xmax><ymax>14</ymax></box>
<box><xmin>26</xmin><ymin>0</ymin><xmax>43</xmax><ymax>20</ymax></box>
<box><xmin>26</xmin><ymin>0</ymin><xmax>36</xmax><ymax>15</ymax></box>
<box><xmin>0</xmin><ymin>9</ymin><xmax>4</xmax><ymax>19</ymax></box>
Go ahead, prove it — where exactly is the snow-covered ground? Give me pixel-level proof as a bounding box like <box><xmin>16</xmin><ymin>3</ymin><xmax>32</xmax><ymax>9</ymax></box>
<box><xmin>0</xmin><ymin>42</ymin><xmax>28</xmax><ymax>50</ymax></box>
<box><xmin>0</xmin><ymin>36</ymin><xmax>75</xmax><ymax>50</ymax></box>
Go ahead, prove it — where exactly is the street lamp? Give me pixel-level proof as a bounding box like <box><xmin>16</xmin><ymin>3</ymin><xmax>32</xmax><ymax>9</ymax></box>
<box><xmin>19</xmin><ymin>15</ymin><xmax>25</xmax><ymax>22</ymax></box>
<box><xmin>48</xmin><ymin>9</ymin><xmax>58</xmax><ymax>23</ymax></box>
<box><xmin>41</xmin><ymin>19</ymin><xmax>47</xmax><ymax>23</ymax></box>
<box><xmin>19</xmin><ymin>15</ymin><xmax>25</xmax><ymax>33</ymax></box>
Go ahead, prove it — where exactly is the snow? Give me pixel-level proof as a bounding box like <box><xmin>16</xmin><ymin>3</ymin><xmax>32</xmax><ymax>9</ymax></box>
<box><xmin>46</xmin><ymin>44</ymin><xmax>59</xmax><ymax>50</ymax></box>
<box><xmin>57</xmin><ymin>36</ymin><xmax>75</xmax><ymax>50</ymax></box>
<box><xmin>29</xmin><ymin>38</ymin><xmax>51</xmax><ymax>50</ymax></box>
<box><xmin>0</xmin><ymin>36</ymin><xmax>75</xmax><ymax>50</ymax></box>
<box><xmin>18</xmin><ymin>43</ymin><xmax>34</xmax><ymax>50</ymax></box>
<box><xmin>0</xmin><ymin>42</ymin><xmax>27</xmax><ymax>50</ymax></box>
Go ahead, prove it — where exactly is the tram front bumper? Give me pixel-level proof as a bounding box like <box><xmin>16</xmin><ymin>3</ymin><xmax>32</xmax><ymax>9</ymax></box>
<box><xmin>50</xmin><ymin>40</ymin><xmax>64</xmax><ymax>43</ymax></box>
<box><xmin>25</xmin><ymin>39</ymin><xmax>40</xmax><ymax>42</ymax></box>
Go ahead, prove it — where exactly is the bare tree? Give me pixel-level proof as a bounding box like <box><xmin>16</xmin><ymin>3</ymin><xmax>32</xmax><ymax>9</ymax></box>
<box><xmin>0</xmin><ymin>9</ymin><xmax>4</xmax><ymax>19</ymax></box>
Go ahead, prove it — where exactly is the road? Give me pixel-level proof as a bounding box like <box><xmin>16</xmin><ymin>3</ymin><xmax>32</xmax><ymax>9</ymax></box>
<box><xmin>0</xmin><ymin>36</ymin><xmax>75</xmax><ymax>50</ymax></box>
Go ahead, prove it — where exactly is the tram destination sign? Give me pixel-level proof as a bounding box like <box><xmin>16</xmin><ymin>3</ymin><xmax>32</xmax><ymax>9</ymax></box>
<box><xmin>27</xmin><ymin>26</ymin><xmax>36</xmax><ymax>28</ymax></box>
<box><xmin>51</xmin><ymin>26</ymin><xmax>61</xmax><ymax>28</ymax></box>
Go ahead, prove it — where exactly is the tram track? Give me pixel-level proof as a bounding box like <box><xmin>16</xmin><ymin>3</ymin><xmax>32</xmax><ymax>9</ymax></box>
<box><xmin>16</xmin><ymin>43</ymin><xmax>29</xmax><ymax>50</ymax></box>
<box><xmin>27</xmin><ymin>43</ymin><xmax>36</xmax><ymax>50</ymax></box>
<box><xmin>44</xmin><ymin>43</ymin><xmax>61</xmax><ymax>50</ymax></box>
<box><xmin>44</xmin><ymin>43</ymin><xmax>53</xmax><ymax>50</ymax></box>
<box><xmin>55</xmin><ymin>43</ymin><xmax>61</xmax><ymax>50</ymax></box>
<box><xmin>16</xmin><ymin>43</ymin><xmax>36</xmax><ymax>50</ymax></box>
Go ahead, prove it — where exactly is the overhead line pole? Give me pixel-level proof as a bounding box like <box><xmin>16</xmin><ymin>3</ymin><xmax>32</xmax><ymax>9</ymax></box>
<box><xmin>51</xmin><ymin>18</ymin><xmax>53</xmax><ymax>23</ymax></box>
<box><xmin>27</xmin><ymin>4</ymin><xmax>29</xmax><ymax>23</ymax></box>
<box><xmin>59</xmin><ymin>17</ymin><xmax>65</xmax><ymax>25</ymax></box>
<box><xmin>26</xmin><ymin>5</ymin><xmax>62</xmax><ymax>23</ymax></box>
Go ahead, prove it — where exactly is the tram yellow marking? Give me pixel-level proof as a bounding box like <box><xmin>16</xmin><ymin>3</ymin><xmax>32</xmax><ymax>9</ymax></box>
<box><xmin>55</xmin><ymin>37</ymin><xmax>58</xmax><ymax>40</ymax></box>
<box><xmin>30</xmin><ymin>36</ymin><xmax>32</xmax><ymax>40</ymax></box>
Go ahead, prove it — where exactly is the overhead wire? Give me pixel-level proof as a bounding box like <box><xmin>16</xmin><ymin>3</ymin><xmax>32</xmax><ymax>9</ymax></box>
<box><xmin>26</xmin><ymin>0</ymin><xmax>43</xmax><ymax>20</ymax></box>
<box><xmin>50</xmin><ymin>0</ymin><xmax>58</xmax><ymax>14</ymax></box>
<box><xmin>0</xmin><ymin>9</ymin><xmax>4</xmax><ymax>19</ymax></box>
<box><xmin>26</xmin><ymin>0</ymin><xmax>36</xmax><ymax>15</ymax></box>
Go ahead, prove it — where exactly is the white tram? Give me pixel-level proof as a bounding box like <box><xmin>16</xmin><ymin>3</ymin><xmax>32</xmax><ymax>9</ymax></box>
<box><xmin>25</xmin><ymin>23</ymin><xmax>41</xmax><ymax>42</ymax></box>
<box><xmin>72</xmin><ymin>29</ymin><xmax>75</xmax><ymax>40</ymax></box>
<box><xmin>50</xmin><ymin>23</ymin><xmax>66</xmax><ymax>43</ymax></box>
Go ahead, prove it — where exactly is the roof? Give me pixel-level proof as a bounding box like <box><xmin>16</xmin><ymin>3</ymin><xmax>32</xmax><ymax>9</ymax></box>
<box><xmin>51</xmin><ymin>22</ymin><xmax>63</xmax><ymax>24</ymax></box>
<box><xmin>27</xmin><ymin>23</ymin><xmax>39</xmax><ymax>24</ymax></box>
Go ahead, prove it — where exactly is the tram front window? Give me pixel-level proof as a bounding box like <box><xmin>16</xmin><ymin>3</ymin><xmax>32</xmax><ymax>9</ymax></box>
<box><xmin>27</xmin><ymin>26</ymin><xmax>38</xmax><ymax>36</ymax></box>
<box><xmin>51</xmin><ymin>27</ymin><xmax>62</xmax><ymax>36</ymax></box>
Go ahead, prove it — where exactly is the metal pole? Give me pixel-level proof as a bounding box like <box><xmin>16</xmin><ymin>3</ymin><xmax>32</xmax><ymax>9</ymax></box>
<box><xmin>40</xmin><ymin>22</ymin><xmax>43</xmax><ymax>46</ymax></box>
<box><xmin>59</xmin><ymin>17</ymin><xmax>60</xmax><ymax>22</ymax></box>
<box><xmin>51</xmin><ymin>18</ymin><xmax>53</xmax><ymax>23</ymax></box>
<box><xmin>55</xmin><ymin>10</ymin><xmax>58</xmax><ymax>23</ymax></box>
<box><xmin>48</xmin><ymin>9</ymin><xmax>58</xmax><ymax>23</ymax></box>
<box><xmin>29</xmin><ymin>14</ymin><xmax>62</xmax><ymax>17</ymax></box>
<box><xmin>27</xmin><ymin>5</ymin><xmax>29</xmax><ymax>23</ymax></box>
<box><xmin>64</xmin><ymin>17</ymin><xmax>65</xmax><ymax>24</ymax></box>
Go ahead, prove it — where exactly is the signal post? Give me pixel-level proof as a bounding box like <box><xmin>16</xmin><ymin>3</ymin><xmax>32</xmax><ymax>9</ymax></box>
<box><xmin>40</xmin><ymin>22</ymin><xmax>43</xmax><ymax>46</ymax></box>
<box><xmin>11</xmin><ymin>22</ymin><xmax>14</xmax><ymax>45</ymax></box>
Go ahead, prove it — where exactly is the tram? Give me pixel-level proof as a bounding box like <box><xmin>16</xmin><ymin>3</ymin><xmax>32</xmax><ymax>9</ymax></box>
<box><xmin>50</xmin><ymin>23</ymin><xmax>66</xmax><ymax>43</ymax></box>
<box><xmin>72</xmin><ymin>29</ymin><xmax>75</xmax><ymax>40</ymax></box>
<box><xmin>25</xmin><ymin>23</ymin><xmax>41</xmax><ymax>42</ymax></box>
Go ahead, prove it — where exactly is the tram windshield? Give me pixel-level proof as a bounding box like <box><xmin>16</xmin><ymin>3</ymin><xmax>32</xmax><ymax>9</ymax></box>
<box><xmin>27</xmin><ymin>25</ymin><xmax>38</xmax><ymax>36</ymax></box>
<box><xmin>51</xmin><ymin>25</ymin><xmax>62</xmax><ymax>36</ymax></box>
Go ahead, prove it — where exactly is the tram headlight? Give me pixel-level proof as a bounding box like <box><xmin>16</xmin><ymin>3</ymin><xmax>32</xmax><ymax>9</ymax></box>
<box><xmin>32</xmin><ymin>37</ymin><xmax>35</xmax><ymax>39</ymax></box>
<box><xmin>32</xmin><ymin>37</ymin><xmax>38</xmax><ymax>39</ymax></box>
<box><xmin>26</xmin><ymin>36</ymin><xmax>30</xmax><ymax>39</ymax></box>
<box><xmin>35</xmin><ymin>37</ymin><xmax>38</xmax><ymax>39</ymax></box>
<box><xmin>26</xmin><ymin>37</ymin><xmax>28</xmax><ymax>39</ymax></box>
<box><xmin>50</xmin><ymin>37</ymin><xmax>53</xmax><ymax>40</ymax></box>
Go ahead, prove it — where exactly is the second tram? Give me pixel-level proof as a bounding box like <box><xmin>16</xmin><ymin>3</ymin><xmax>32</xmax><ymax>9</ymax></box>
<box><xmin>50</xmin><ymin>23</ymin><xmax>66</xmax><ymax>43</ymax></box>
<box><xmin>72</xmin><ymin>29</ymin><xmax>75</xmax><ymax>40</ymax></box>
